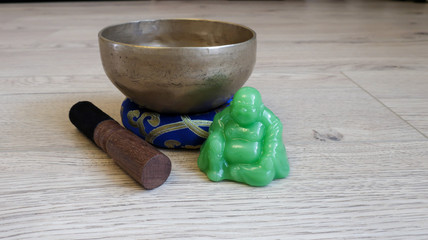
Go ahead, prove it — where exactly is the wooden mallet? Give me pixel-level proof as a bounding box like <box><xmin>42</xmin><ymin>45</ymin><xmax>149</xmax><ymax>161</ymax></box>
<box><xmin>69</xmin><ymin>101</ymin><xmax>171</xmax><ymax>190</ymax></box>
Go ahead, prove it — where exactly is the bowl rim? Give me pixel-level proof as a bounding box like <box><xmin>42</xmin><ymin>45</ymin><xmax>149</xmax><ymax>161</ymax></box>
<box><xmin>98</xmin><ymin>18</ymin><xmax>257</xmax><ymax>50</ymax></box>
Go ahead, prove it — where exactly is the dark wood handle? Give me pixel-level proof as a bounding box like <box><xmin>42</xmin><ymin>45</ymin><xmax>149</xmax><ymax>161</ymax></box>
<box><xmin>94</xmin><ymin>120</ymin><xmax>171</xmax><ymax>190</ymax></box>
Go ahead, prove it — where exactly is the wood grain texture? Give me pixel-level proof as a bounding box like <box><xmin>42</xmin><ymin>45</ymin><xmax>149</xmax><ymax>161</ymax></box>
<box><xmin>94</xmin><ymin>120</ymin><xmax>171</xmax><ymax>189</ymax></box>
<box><xmin>1</xmin><ymin>0</ymin><xmax>428</xmax><ymax>239</ymax></box>
<box><xmin>343</xmin><ymin>71</ymin><xmax>428</xmax><ymax>137</ymax></box>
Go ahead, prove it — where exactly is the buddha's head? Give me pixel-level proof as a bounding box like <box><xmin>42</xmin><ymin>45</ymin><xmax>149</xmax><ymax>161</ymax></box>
<box><xmin>230</xmin><ymin>87</ymin><xmax>263</xmax><ymax>127</ymax></box>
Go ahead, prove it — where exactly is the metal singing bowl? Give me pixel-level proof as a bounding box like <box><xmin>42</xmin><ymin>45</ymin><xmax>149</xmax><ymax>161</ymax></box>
<box><xmin>98</xmin><ymin>19</ymin><xmax>256</xmax><ymax>114</ymax></box>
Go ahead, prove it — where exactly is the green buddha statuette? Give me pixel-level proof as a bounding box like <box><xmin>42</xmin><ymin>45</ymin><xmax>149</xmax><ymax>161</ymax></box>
<box><xmin>198</xmin><ymin>87</ymin><xmax>289</xmax><ymax>186</ymax></box>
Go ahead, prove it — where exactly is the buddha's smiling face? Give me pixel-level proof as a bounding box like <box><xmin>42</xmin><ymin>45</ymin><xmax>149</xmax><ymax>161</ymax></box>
<box><xmin>231</xmin><ymin>102</ymin><xmax>259</xmax><ymax>126</ymax></box>
<box><xmin>230</xmin><ymin>87</ymin><xmax>263</xmax><ymax>127</ymax></box>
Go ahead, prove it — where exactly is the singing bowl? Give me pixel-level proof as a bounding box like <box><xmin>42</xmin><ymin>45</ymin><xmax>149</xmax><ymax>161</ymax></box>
<box><xmin>99</xmin><ymin>19</ymin><xmax>256</xmax><ymax>114</ymax></box>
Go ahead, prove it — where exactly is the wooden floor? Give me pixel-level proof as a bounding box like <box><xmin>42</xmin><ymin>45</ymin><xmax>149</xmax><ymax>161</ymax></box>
<box><xmin>1</xmin><ymin>0</ymin><xmax>428</xmax><ymax>239</ymax></box>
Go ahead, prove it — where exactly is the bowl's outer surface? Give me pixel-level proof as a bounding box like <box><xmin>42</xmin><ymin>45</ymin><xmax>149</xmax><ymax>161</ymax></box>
<box><xmin>99</xmin><ymin>19</ymin><xmax>256</xmax><ymax>114</ymax></box>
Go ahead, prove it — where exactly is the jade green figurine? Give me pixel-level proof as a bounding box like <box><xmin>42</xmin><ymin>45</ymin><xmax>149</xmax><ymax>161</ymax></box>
<box><xmin>198</xmin><ymin>87</ymin><xmax>289</xmax><ymax>186</ymax></box>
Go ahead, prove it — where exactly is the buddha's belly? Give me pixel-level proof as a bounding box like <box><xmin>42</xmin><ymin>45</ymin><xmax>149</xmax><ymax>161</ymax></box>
<box><xmin>224</xmin><ymin>140</ymin><xmax>261</xmax><ymax>164</ymax></box>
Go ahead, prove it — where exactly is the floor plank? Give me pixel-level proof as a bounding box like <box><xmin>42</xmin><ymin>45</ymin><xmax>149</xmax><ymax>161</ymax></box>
<box><xmin>344</xmin><ymin>71</ymin><xmax>428</xmax><ymax>137</ymax></box>
<box><xmin>249</xmin><ymin>72</ymin><xmax>427</xmax><ymax>143</ymax></box>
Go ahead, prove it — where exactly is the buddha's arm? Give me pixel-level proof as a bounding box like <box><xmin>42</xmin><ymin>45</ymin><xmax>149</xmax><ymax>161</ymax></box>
<box><xmin>261</xmin><ymin>109</ymin><xmax>289</xmax><ymax>179</ymax></box>
<box><xmin>205</xmin><ymin>108</ymin><xmax>229</xmax><ymax>154</ymax></box>
<box><xmin>197</xmin><ymin>109</ymin><xmax>230</xmax><ymax>181</ymax></box>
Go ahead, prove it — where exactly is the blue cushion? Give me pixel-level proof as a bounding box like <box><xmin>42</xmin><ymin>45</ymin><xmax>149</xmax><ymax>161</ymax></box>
<box><xmin>121</xmin><ymin>98</ymin><xmax>231</xmax><ymax>149</ymax></box>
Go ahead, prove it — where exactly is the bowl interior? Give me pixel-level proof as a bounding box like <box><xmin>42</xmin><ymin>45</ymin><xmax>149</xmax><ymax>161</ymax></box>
<box><xmin>100</xmin><ymin>19</ymin><xmax>255</xmax><ymax>48</ymax></box>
